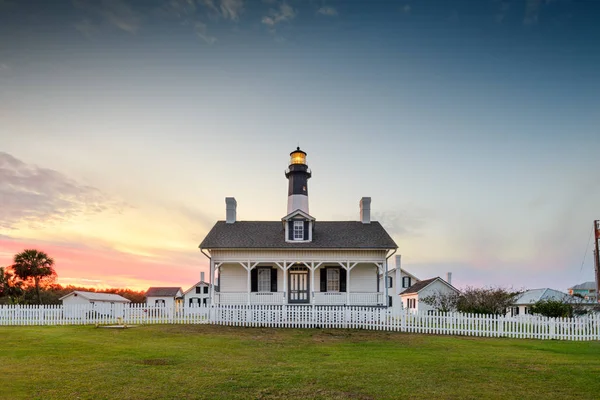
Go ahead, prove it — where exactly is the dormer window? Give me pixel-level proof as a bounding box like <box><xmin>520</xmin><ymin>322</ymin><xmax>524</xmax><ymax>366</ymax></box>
<box><xmin>282</xmin><ymin>209</ymin><xmax>314</xmax><ymax>242</ymax></box>
<box><xmin>293</xmin><ymin>221</ymin><xmax>304</xmax><ymax>240</ymax></box>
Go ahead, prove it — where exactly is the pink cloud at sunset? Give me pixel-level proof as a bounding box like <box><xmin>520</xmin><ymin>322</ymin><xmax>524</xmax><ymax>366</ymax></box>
<box><xmin>0</xmin><ymin>236</ymin><xmax>207</xmax><ymax>291</ymax></box>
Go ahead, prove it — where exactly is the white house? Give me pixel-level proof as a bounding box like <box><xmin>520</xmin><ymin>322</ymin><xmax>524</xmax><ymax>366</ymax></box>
<box><xmin>509</xmin><ymin>288</ymin><xmax>588</xmax><ymax>316</ymax></box>
<box><xmin>199</xmin><ymin>147</ymin><xmax>398</xmax><ymax>306</ymax></box>
<box><xmin>380</xmin><ymin>255</ymin><xmax>421</xmax><ymax>304</ymax></box>
<box><xmin>400</xmin><ymin>277</ymin><xmax>460</xmax><ymax>313</ymax></box>
<box><xmin>145</xmin><ymin>287</ymin><xmax>183</xmax><ymax>309</ymax></box>
<box><xmin>183</xmin><ymin>272</ymin><xmax>212</xmax><ymax>307</ymax></box>
<box><xmin>59</xmin><ymin>291</ymin><xmax>131</xmax><ymax>318</ymax></box>
<box><xmin>567</xmin><ymin>281</ymin><xmax>598</xmax><ymax>303</ymax></box>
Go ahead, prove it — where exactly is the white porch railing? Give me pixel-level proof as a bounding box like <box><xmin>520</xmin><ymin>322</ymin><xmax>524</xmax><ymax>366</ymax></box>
<box><xmin>314</xmin><ymin>292</ymin><xmax>346</xmax><ymax>305</ymax></box>
<box><xmin>313</xmin><ymin>292</ymin><xmax>384</xmax><ymax>306</ymax></box>
<box><xmin>216</xmin><ymin>292</ymin><xmax>384</xmax><ymax>305</ymax></box>
<box><xmin>215</xmin><ymin>292</ymin><xmax>286</xmax><ymax>305</ymax></box>
<box><xmin>349</xmin><ymin>292</ymin><xmax>385</xmax><ymax>306</ymax></box>
<box><xmin>250</xmin><ymin>292</ymin><xmax>286</xmax><ymax>304</ymax></box>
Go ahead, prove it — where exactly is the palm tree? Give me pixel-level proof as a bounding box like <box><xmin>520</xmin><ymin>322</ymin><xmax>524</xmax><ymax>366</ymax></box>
<box><xmin>0</xmin><ymin>267</ymin><xmax>24</xmax><ymax>304</ymax></box>
<box><xmin>12</xmin><ymin>250</ymin><xmax>56</xmax><ymax>305</ymax></box>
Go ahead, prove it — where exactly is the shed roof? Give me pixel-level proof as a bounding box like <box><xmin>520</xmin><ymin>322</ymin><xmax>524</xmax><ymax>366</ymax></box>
<box><xmin>59</xmin><ymin>291</ymin><xmax>131</xmax><ymax>302</ymax></box>
<box><xmin>400</xmin><ymin>277</ymin><xmax>459</xmax><ymax>295</ymax></box>
<box><xmin>199</xmin><ymin>221</ymin><xmax>397</xmax><ymax>249</ymax></box>
<box><xmin>568</xmin><ymin>281</ymin><xmax>596</xmax><ymax>291</ymax></box>
<box><xmin>146</xmin><ymin>287</ymin><xmax>182</xmax><ymax>297</ymax></box>
<box><xmin>514</xmin><ymin>288</ymin><xmax>574</xmax><ymax>305</ymax></box>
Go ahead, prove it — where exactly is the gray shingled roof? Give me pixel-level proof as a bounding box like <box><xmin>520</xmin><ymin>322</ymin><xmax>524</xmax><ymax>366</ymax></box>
<box><xmin>199</xmin><ymin>221</ymin><xmax>397</xmax><ymax>249</ymax></box>
<box><xmin>400</xmin><ymin>278</ymin><xmax>438</xmax><ymax>295</ymax></box>
<box><xmin>146</xmin><ymin>287</ymin><xmax>182</xmax><ymax>297</ymax></box>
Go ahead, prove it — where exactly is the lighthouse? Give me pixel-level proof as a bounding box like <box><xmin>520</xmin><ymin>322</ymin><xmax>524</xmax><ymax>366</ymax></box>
<box><xmin>285</xmin><ymin>147</ymin><xmax>312</xmax><ymax>215</ymax></box>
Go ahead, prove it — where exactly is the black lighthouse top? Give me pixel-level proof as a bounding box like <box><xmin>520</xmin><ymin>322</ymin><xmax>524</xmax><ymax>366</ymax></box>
<box><xmin>285</xmin><ymin>147</ymin><xmax>312</xmax><ymax>186</ymax></box>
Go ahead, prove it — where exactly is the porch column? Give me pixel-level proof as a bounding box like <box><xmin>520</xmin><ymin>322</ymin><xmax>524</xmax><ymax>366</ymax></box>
<box><xmin>209</xmin><ymin>258</ymin><xmax>214</xmax><ymax>305</ymax></box>
<box><xmin>310</xmin><ymin>262</ymin><xmax>315</xmax><ymax>305</ymax></box>
<box><xmin>246</xmin><ymin>263</ymin><xmax>251</xmax><ymax>305</ymax></box>
<box><xmin>282</xmin><ymin>261</ymin><xmax>287</xmax><ymax>302</ymax></box>
<box><xmin>346</xmin><ymin>262</ymin><xmax>350</xmax><ymax>305</ymax></box>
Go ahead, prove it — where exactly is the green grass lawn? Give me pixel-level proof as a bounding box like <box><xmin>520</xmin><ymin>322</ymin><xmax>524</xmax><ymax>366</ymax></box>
<box><xmin>1</xmin><ymin>325</ymin><xmax>599</xmax><ymax>400</ymax></box>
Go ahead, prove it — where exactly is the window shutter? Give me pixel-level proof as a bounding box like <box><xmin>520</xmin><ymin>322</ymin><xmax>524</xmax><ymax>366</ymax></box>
<box><xmin>388</xmin><ymin>295</ymin><xmax>392</xmax><ymax>307</ymax></box>
<box><xmin>250</xmin><ymin>268</ymin><xmax>258</xmax><ymax>292</ymax></box>
<box><xmin>303</xmin><ymin>221</ymin><xmax>309</xmax><ymax>240</ymax></box>
<box><xmin>271</xmin><ymin>268</ymin><xmax>278</xmax><ymax>292</ymax></box>
<box><xmin>340</xmin><ymin>268</ymin><xmax>347</xmax><ymax>292</ymax></box>
<box><xmin>320</xmin><ymin>269</ymin><xmax>327</xmax><ymax>292</ymax></box>
<box><xmin>387</xmin><ymin>276</ymin><xmax>393</xmax><ymax>289</ymax></box>
<box><xmin>288</xmin><ymin>221</ymin><xmax>294</xmax><ymax>240</ymax></box>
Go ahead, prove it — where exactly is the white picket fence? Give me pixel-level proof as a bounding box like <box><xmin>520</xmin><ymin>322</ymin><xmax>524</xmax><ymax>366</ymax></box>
<box><xmin>1</xmin><ymin>303</ymin><xmax>599</xmax><ymax>341</ymax></box>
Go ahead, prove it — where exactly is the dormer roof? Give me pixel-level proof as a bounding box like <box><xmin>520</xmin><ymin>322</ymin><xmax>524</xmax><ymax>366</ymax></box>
<box><xmin>282</xmin><ymin>209</ymin><xmax>315</xmax><ymax>221</ymax></box>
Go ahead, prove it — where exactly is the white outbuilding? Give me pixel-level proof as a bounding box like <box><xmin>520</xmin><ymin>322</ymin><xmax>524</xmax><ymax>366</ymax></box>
<box><xmin>400</xmin><ymin>277</ymin><xmax>460</xmax><ymax>313</ymax></box>
<box><xmin>59</xmin><ymin>291</ymin><xmax>131</xmax><ymax>306</ymax></box>
<box><xmin>145</xmin><ymin>287</ymin><xmax>183</xmax><ymax>308</ymax></box>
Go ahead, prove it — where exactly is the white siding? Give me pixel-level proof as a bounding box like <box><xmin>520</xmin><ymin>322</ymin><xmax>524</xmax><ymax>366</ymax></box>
<box><xmin>350</xmin><ymin>264</ymin><xmax>377</xmax><ymax>292</ymax></box>
<box><xmin>183</xmin><ymin>284</ymin><xmax>211</xmax><ymax>306</ymax></box>
<box><xmin>147</xmin><ymin>296</ymin><xmax>177</xmax><ymax>309</ymax></box>
<box><xmin>380</xmin><ymin>269</ymin><xmax>420</xmax><ymax>295</ymax></box>
<box><xmin>212</xmin><ymin>249</ymin><xmax>387</xmax><ymax>262</ymax></box>
<box><xmin>62</xmin><ymin>294</ymin><xmax>94</xmax><ymax>306</ymax></box>
<box><xmin>401</xmin><ymin>279</ymin><xmax>458</xmax><ymax>313</ymax></box>
<box><xmin>219</xmin><ymin>263</ymin><xmax>248</xmax><ymax>292</ymax></box>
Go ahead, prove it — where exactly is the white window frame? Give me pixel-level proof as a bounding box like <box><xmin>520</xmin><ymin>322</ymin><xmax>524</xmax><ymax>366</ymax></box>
<box><xmin>293</xmin><ymin>221</ymin><xmax>304</xmax><ymax>240</ymax></box>
<box><xmin>258</xmin><ymin>267</ymin><xmax>271</xmax><ymax>292</ymax></box>
<box><xmin>327</xmin><ymin>268</ymin><xmax>340</xmax><ymax>292</ymax></box>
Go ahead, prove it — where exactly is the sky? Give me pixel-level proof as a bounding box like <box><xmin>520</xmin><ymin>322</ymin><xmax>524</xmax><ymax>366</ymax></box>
<box><xmin>1</xmin><ymin>0</ymin><xmax>599</xmax><ymax>292</ymax></box>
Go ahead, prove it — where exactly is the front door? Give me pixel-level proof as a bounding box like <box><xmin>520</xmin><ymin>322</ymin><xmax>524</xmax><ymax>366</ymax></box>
<box><xmin>288</xmin><ymin>266</ymin><xmax>309</xmax><ymax>303</ymax></box>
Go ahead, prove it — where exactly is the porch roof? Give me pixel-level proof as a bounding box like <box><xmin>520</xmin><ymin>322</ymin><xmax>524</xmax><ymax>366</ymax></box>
<box><xmin>199</xmin><ymin>221</ymin><xmax>397</xmax><ymax>250</ymax></box>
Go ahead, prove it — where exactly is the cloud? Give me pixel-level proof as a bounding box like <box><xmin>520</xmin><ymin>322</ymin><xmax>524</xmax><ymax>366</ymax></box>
<box><xmin>0</xmin><ymin>235</ymin><xmax>207</xmax><ymax>290</ymax></box>
<box><xmin>372</xmin><ymin>208</ymin><xmax>432</xmax><ymax>239</ymax></box>
<box><xmin>317</xmin><ymin>6</ymin><xmax>337</xmax><ymax>16</ymax></box>
<box><xmin>219</xmin><ymin>0</ymin><xmax>244</xmax><ymax>20</ymax></box>
<box><xmin>494</xmin><ymin>1</ymin><xmax>510</xmax><ymax>23</ymax></box>
<box><xmin>199</xmin><ymin>0</ymin><xmax>244</xmax><ymax>21</ymax></box>
<box><xmin>195</xmin><ymin>21</ymin><xmax>217</xmax><ymax>44</ymax></box>
<box><xmin>73</xmin><ymin>0</ymin><xmax>142</xmax><ymax>34</ymax></box>
<box><xmin>262</xmin><ymin>2</ymin><xmax>296</xmax><ymax>29</ymax></box>
<box><xmin>73</xmin><ymin>18</ymin><xmax>98</xmax><ymax>37</ymax></box>
<box><xmin>0</xmin><ymin>152</ymin><xmax>125</xmax><ymax>230</ymax></box>
<box><xmin>523</xmin><ymin>0</ymin><xmax>555</xmax><ymax>25</ymax></box>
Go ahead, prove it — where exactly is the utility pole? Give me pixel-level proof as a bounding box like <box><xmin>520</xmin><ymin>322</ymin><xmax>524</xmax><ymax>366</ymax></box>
<box><xmin>595</xmin><ymin>220</ymin><xmax>600</xmax><ymax>304</ymax></box>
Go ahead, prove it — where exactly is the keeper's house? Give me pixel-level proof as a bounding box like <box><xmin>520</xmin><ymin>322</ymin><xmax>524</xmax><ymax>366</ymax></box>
<box><xmin>199</xmin><ymin>147</ymin><xmax>398</xmax><ymax>306</ymax></box>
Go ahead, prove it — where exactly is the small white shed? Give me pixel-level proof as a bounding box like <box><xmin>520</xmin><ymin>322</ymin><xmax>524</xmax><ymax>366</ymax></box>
<box><xmin>59</xmin><ymin>291</ymin><xmax>131</xmax><ymax>306</ymax></box>
<box><xmin>400</xmin><ymin>277</ymin><xmax>460</xmax><ymax>313</ymax></box>
<box><xmin>145</xmin><ymin>287</ymin><xmax>183</xmax><ymax>309</ymax></box>
<box><xmin>59</xmin><ymin>291</ymin><xmax>131</xmax><ymax>318</ymax></box>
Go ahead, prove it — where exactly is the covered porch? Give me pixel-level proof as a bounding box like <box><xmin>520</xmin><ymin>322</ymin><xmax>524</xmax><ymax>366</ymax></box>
<box><xmin>211</xmin><ymin>260</ymin><xmax>387</xmax><ymax>306</ymax></box>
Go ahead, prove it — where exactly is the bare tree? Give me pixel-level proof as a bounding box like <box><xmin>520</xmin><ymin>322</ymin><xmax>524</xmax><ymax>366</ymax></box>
<box><xmin>421</xmin><ymin>286</ymin><xmax>522</xmax><ymax>315</ymax></box>
<box><xmin>420</xmin><ymin>290</ymin><xmax>460</xmax><ymax>312</ymax></box>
